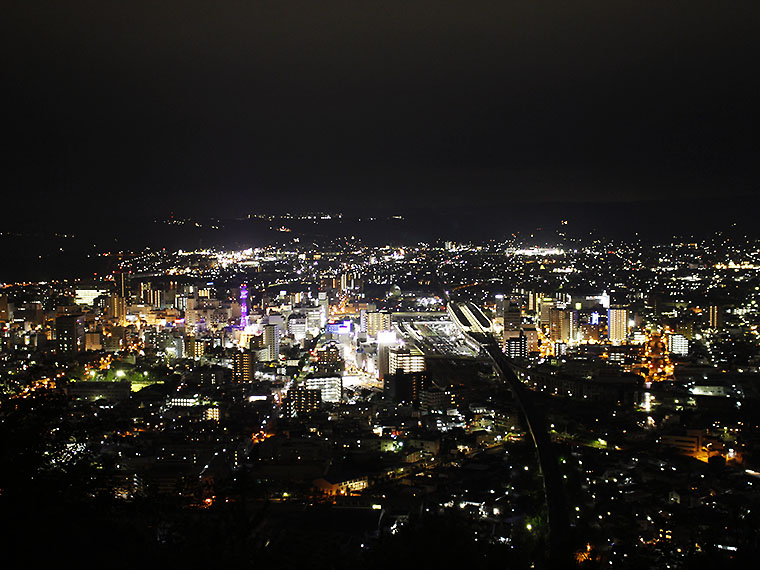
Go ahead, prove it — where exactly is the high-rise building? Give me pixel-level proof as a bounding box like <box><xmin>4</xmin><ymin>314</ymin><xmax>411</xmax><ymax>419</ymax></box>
<box><xmin>317</xmin><ymin>292</ymin><xmax>329</xmax><ymax>327</ymax></box>
<box><xmin>549</xmin><ymin>308</ymin><xmax>578</xmax><ymax>344</ymax></box>
<box><xmin>233</xmin><ymin>350</ymin><xmax>256</xmax><ymax>383</ymax></box>
<box><xmin>55</xmin><ymin>313</ymin><xmax>84</xmax><ymax>354</ymax></box>
<box><xmin>283</xmin><ymin>387</ymin><xmax>322</xmax><ymax>416</ymax></box>
<box><xmin>539</xmin><ymin>297</ymin><xmax>555</xmax><ymax>327</ymax></box>
<box><xmin>367</xmin><ymin>311</ymin><xmax>392</xmax><ymax>338</ymax></box>
<box><xmin>263</xmin><ymin>324</ymin><xmax>280</xmax><ymax>362</ymax></box>
<box><xmin>314</xmin><ymin>341</ymin><xmax>344</xmax><ymax>376</ymax></box>
<box><xmin>185</xmin><ymin>336</ymin><xmax>205</xmax><ymax>360</ymax></box>
<box><xmin>0</xmin><ymin>295</ymin><xmax>13</xmax><ymax>322</ymax></box>
<box><xmin>340</xmin><ymin>272</ymin><xmax>354</xmax><ymax>292</ymax></box>
<box><xmin>376</xmin><ymin>330</ymin><xmax>397</xmax><ymax>380</ymax></box>
<box><xmin>388</xmin><ymin>346</ymin><xmax>425</xmax><ymax>375</ymax></box>
<box><xmin>383</xmin><ymin>371</ymin><xmax>429</xmax><ymax>404</ymax></box>
<box><xmin>708</xmin><ymin>305</ymin><xmax>721</xmax><ymax>330</ymax></box>
<box><xmin>667</xmin><ymin>333</ymin><xmax>689</xmax><ymax>356</ymax></box>
<box><xmin>287</xmin><ymin>313</ymin><xmax>308</xmax><ymax>341</ymax></box>
<box><xmin>306</xmin><ymin>376</ymin><xmax>342</xmax><ymax>403</ymax></box>
<box><xmin>521</xmin><ymin>325</ymin><xmax>540</xmax><ymax>354</ymax></box>
<box><xmin>607</xmin><ymin>305</ymin><xmax>629</xmax><ymax>345</ymax></box>
<box><xmin>503</xmin><ymin>300</ymin><xmax>522</xmax><ymax>329</ymax></box>
<box><xmin>505</xmin><ymin>333</ymin><xmax>527</xmax><ymax>359</ymax></box>
<box><xmin>105</xmin><ymin>295</ymin><xmax>126</xmax><ymax>323</ymax></box>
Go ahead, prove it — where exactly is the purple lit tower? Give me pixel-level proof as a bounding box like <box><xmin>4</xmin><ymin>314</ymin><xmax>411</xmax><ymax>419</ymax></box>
<box><xmin>240</xmin><ymin>284</ymin><xmax>248</xmax><ymax>328</ymax></box>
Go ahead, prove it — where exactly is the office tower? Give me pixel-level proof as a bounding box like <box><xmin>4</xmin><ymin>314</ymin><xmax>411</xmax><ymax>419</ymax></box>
<box><xmin>388</xmin><ymin>346</ymin><xmax>425</xmax><ymax>375</ymax></box>
<box><xmin>56</xmin><ymin>313</ymin><xmax>84</xmax><ymax>354</ymax></box>
<box><xmin>139</xmin><ymin>282</ymin><xmax>152</xmax><ymax>304</ymax></box>
<box><xmin>528</xmin><ymin>291</ymin><xmax>541</xmax><ymax>315</ymax></box>
<box><xmin>263</xmin><ymin>324</ymin><xmax>280</xmax><ymax>362</ymax></box>
<box><xmin>233</xmin><ymin>350</ymin><xmax>256</xmax><ymax>383</ymax></box>
<box><xmin>521</xmin><ymin>325</ymin><xmax>540</xmax><ymax>353</ymax></box>
<box><xmin>607</xmin><ymin>305</ymin><xmax>629</xmax><ymax>345</ymax></box>
<box><xmin>549</xmin><ymin>308</ymin><xmax>578</xmax><ymax>344</ymax></box>
<box><xmin>367</xmin><ymin>311</ymin><xmax>392</xmax><ymax>338</ymax></box>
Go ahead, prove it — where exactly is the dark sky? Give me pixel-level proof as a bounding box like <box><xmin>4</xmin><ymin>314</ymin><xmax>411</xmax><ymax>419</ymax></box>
<box><xmin>4</xmin><ymin>1</ymin><xmax>759</xmax><ymax>220</ymax></box>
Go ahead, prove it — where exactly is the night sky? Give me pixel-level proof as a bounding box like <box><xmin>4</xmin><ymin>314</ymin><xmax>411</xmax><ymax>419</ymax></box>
<box><xmin>4</xmin><ymin>1</ymin><xmax>759</xmax><ymax>220</ymax></box>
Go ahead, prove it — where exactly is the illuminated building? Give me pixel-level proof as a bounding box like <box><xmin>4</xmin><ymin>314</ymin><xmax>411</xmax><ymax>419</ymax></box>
<box><xmin>283</xmin><ymin>387</ymin><xmax>322</xmax><ymax>416</ymax></box>
<box><xmin>105</xmin><ymin>294</ymin><xmax>126</xmax><ymax>323</ymax></box>
<box><xmin>607</xmin><ymin>305</ymin><xmax>629</xmax><ymax>345</ymax></box>
<box><xmin>388</xmin><ymin>345</ymin><xmax>425</xmax><ymax>375</ymax></box>
<box><xmin>539</xmin><ymin>297</ymin><xmax>555</xmax><ymax>327</ymax></box>
<box><xmin>367</xmin><ymin>311</ymin><xmax>392</xmax><ymax>338</ymax></box>
<box><xmin>287</xmin><ymin>313</ymin><xmax>307</xmax><ymax>341</ymax></box>
<box><xmin>233</xmin><ymin>350</ymin><xmax>256</xmax><ymax>383</ymax></box>
<box><xmin>667</xmin><ymin>333</ymin><xmax>688</xmax><ymax>356</ymax></box>
<box><xmin>262</xmin><ymin>323</ymin><xmax>280</xmax><ymax>362</ymax></box>
<box><xmin>75</xmin><ymin>287</ymin><xmax>109</xmax><ymax>307</ymax></box>
<box><xmin>185</xmin><ymin>335</ymin><xmax>205</xmax><ymax>360</ymax></box>
<box><xmin>520</xmin><ymin>325</ymin><xmax>540</xmax><ymax>353</ymax></box>
<box><xmin>505</xmin><ymin>332</ymin><xmax>527</xmax><ymax>359</ymax></box>
<box><xmin>314</xmin><ymin>341</ymin><xmax>344</xmax><ymax>376</ymax></box>
<box><xmin>549</xmin><ymin>308</ymin><xmax>576</xmax><ymax>343</ymax></box>
<box><xmin>384</xmin><ymin>371</ymin><xmax>429</xmax><ymax>404</ymax></box>
<box><xmin>318</xmin><ymin>292</ymin><xmax>329</xmax><ymax>327</ymax></box>
<box><xmin>376</xmin><ymin>330</ymin><xmax>398</xmax><ymax>380</ymax></box>
<box><xmin>708</xmin><ymin>305</ymin><xmax>721</xmax><ymax>330</ymax></box>
<box><xmin>340</xmin><ymin>272</ymin><xmax>355</xmax><ymax>292</ymax></box>
<box><xmin>84</xmin><ymin>331</ymin><xmax>103</xmax><ymax>351</ymax></box>
<box><xmin>306</xmin><ymin>376</ymin><xmax>342</xmax><ymax>403</ymax></box>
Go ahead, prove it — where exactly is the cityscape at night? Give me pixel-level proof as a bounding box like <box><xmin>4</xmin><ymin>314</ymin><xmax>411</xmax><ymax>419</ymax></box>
<box><xmin>3</xmin><ymin>2</ymin><xmax>760</xmax><ymax>569</ymax></box>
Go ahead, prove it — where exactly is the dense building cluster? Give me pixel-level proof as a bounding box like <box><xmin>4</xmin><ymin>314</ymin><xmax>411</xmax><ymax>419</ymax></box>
<box><xmin>2</xmin><ymin>230</ymin><xmax>760</xmax><ymax>568</ymax></box>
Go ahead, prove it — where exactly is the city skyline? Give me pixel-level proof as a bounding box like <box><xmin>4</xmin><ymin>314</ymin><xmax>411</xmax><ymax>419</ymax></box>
<box><xmin>3</xmin><ymin>3</ymin><xmax>760</xmax><ymax>568</ymax></box>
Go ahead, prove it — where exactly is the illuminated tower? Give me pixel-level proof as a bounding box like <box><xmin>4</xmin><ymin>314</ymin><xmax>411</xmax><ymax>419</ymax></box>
<box><xmin>240</xmin><ymin>284</ymin><xmax>248</xmax><ymax>328</ymax></box>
